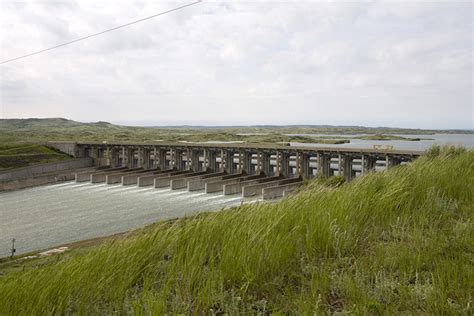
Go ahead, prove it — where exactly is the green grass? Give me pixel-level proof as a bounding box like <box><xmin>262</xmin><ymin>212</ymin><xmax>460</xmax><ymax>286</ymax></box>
<box><xmin>0</xmin><ymin>143</ymin><xmax>72</xmax><ymax>170</ymax></box>
<box><xmin>0</xmin><ymin>147</ymin><xmax>472</xmax><ymax>314</ymax></box>
<box><xmin>0</xmin><ymin>119</ymin><xmax>351</xmax><ymax>144</ymax></box>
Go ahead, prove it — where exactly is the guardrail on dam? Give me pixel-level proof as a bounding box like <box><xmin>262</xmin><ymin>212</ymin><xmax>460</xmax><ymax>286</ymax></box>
<box><xmin>38</xmin><ymin>142</ymin><xmax>425</xmax><ymax>199</ymax></box>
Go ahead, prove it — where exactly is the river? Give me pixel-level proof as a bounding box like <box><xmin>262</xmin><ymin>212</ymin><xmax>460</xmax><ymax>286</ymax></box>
<box><xmin>0</xmin><ymin>182</ymin><xmax>255</xmax><ymax>257</ymax></box>
<box><xmin>288</xmin><ymin>133</ymin><xmax>473</xmax><ymax>150</ymax></box>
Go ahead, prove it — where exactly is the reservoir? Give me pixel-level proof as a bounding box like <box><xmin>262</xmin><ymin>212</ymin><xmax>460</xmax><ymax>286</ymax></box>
<box><xmin>0</xmin><ymin>182</ymin><xmax>254</xmax><ymax>257</ymax></box>
<box><xmin>289</xmin><ymin>133</ymin><xmax>473</xmax><ymax>150</ymax></box>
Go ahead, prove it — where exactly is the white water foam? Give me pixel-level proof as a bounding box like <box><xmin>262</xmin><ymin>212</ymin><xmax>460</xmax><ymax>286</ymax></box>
<box><xmin>0</xmin><ymin>182</ymin><xmax>249</xmax><ymax>257</ymax></box>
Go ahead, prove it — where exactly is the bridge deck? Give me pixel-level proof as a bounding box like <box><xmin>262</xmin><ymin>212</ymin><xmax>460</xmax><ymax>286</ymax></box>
<box><xmin>67</xmin><ymin>141</ymin><xmax>423</xmax><ymax>156</ymax></box>
<box><xmin>52</xmin><ymin>141</ymin><xmax>423</xmax><ymax>181</ymax></box>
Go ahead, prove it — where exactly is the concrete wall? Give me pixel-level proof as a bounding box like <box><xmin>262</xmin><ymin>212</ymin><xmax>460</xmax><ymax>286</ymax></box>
<box><xmin>138</xmin><ymin>174</ymin><xmax>162</xmax><ymax>187</ymax></box>
<box><xmin>75</xmin><ymin>167</ymin><xmax>125</xmax><ymax>182</ymax></box>
<box><xmin>0</xmin><ymin>158</ymin><xmax>93</xmax><ymax>182</ymax></box>
<box><xmin>0</xmin><ymin>174</ymin><xmax>76</xmax><ymax>191</ymax></box>
<box><xmin>242</xmin><ymin>178</ymin><xmax>300</xmax><ymax>197</ymax></box>
<box><xmin>0</xmin><ymin>165</ymin><xmax>96</xmax><ymax>191</ymax></box>
<box><xmin>223</xmin><ymin>175</ymin><xmax>281</xmax><ymax>195</ymax></box>
<box><xmin>106</xmin><ymin>173</ymin><xmax>125</xmax><ymax>184</ymax></box>
<box><xmin>187</xmin><ymin>172</ymin><xmax>244</xmax><ymax>191</ymax></box>
<box><xmin>137</xmin><ymin>170</ymin><xmax>189</xmax><ymax>187</ymax></box>
<box><xmin>91</xmin><ymin>173</ymin><xmax>108</xmax><ymax>183</ymax></box>
<box><xmin>263</xmin><ymin>182</ymin><xmax>302</xmax><ymax>200</ymax></box>
<box><xmin>105</xmin><ymin>168</ymin><xmax>144</xmax><ymax>184</ymax></box>
<box><xmin>89</xmin><ymin>168</ymin><xmax>142</xmax><ymax>183</ymax></box>
<box><xmin>122</xmin><ymin>169</ymin><xmax>166</xmax><ymax>185</ymax></box>
<box><xmin>205</xmin><ymin>174</ymin><xmax>264</xmax><ymax>193</ymax></box>
<box><xmin>171</xmin><ymin>172</ymin><xmax>225</xmax><ymax>190</ymax></box>
<box><xmin>155</xmin><ymin>171</ymin><xmax>207</xmax><ymax>188</ymax></box>
<box><xmin>45</xmin><ymin>142</ymin><xmax>82</xmax><ymax>157</ymax></box>
<box><xmin>76</xmin><ymin>172</ymin><xmax>95</xmax><ymax>182</ymax></box>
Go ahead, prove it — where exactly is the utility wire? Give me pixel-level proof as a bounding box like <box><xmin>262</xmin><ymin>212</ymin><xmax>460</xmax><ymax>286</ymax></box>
<box><xmin>0</xmin><ymin>0</ymin><xmax>202</xmax><ymax>65</ymax></box>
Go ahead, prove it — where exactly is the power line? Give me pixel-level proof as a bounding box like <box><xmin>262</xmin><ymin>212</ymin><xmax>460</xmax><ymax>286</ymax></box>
<box><xmin>0</xmin><ymin>0</ymin><xmax>202</xmax><ymax>65</ymax></box>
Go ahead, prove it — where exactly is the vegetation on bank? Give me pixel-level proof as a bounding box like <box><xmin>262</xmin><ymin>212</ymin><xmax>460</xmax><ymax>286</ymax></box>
<box><xmin>0</xmin><ymin>143</ymin><xmax>71</xmax><ymax>170</ymax></box>
<box><xmin>172</xmin><ymin>132</ymin><xmax>350</xmax><ymax>145</ymax></box>
<box><xmin>0</xmin><ymin>146</ymin><xmax>472</xmax><ymax>314</ymax></box>
<box><xmin>0</xmin><ymin>118</ymin><xmax>348</xmax><ymax>144</ymax></box>
<box><xmin>355</xmin><ymin>134</ymin><xmax>431</xmax><ymax>141</ymax></box>
<box><xmin>1</xmin><ymin>118</ymin><xmax>469</xmax><ymax>145</ymax></box>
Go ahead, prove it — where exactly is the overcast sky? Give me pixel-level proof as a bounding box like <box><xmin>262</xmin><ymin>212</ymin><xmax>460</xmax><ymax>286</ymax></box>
<box><xmin>0</xmin><ymin>0</ymin><xmax>472</xmax><ymax>128</ymax></box>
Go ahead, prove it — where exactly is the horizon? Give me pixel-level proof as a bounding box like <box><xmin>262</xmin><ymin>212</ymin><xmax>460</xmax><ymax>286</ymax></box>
<box><xmin>1</xmin><ymin>1</ymin><xmax>473</xmax><ymax>129</ymax></box>
<box><xmin>1</xmin><ymin>116</ymin><xmax>473</xmax><ymax>131</ymax></box>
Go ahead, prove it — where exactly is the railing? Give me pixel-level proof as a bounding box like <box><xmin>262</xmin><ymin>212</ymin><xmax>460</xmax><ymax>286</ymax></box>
<box><xmin>373</xmin><ymin>144</ymin><xmax>394</xmax><ymax>150</ymax></box>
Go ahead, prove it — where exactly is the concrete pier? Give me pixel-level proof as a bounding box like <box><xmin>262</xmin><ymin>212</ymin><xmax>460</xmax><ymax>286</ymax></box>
<box><xmin>137</xmin><ymin>170</ymin><xmax>188</xmax><ymax>187</ymax></box>
<box><xmin>319</xmin><ymin>155</ymin><xmax>331</xmax><ymax>178</ymax></box>
<box><xmin>75</xmin><ymin>172</ymin><xmax>97</xmax><ymax>183</ymax></box>
<box><xmin>205</xmin><ymin>173</ymin><xmax>265</xmax><ymax>193</ymax></box>
<box><xmin>122</xmin><ymin>168</ymin><xmax>173</xmax><ymax>185</ymax></box>
<box><xmin>223</xmin><ymin>175</ymin><xmax>282</xmax><ymax>195</ymax></box>
<box><xmin>170</xmin><ymin>171</ymin><xmax>226</xmax><ymax>190</ymax></box>
<box><xmin>75</xmin><ymin>167</ymin><xmax>127</xmax><ymax>182</ymax></box>
<box><xmin>154</xmin><ymin>171</ymin><xmax>208</xmax><ymax>188</ymax></box>
<box><xmin>1</xmin><ymin>163</ymin><xmax>97</xmax><ymax>191</ymax></box>
<box><xmin>105</xmin><ymin>168</ymin><xmax>148</xmax><ymax>184</ymax></box>
<box><xmin>75</xmin><ymin>167</ymin><xmax>122</xmax><ymax>182</ymax></box>
<box><xmin>90</xmin><ymin>173</ymin><xmax>107</xmax><ymax>183</ymax></box>
<box><xmin>90</xmin><ymin>168</ymin><xmax>141</xmax><ymax>184</ymax></box>
<box><xmin>342</xmin><ymin>154</ymin><xmax>353</xmax><ymax>181</ymax></box>
<box><xmin>242</xmin><ymin>177</ymin><xmax>301</xmax><ymax>197</ymax></box>
<box><xmin>362</xmin><ymin>155</ymin><xmax>376</xmax><ymax>175</ymax></box>
<box><xmin>263</xmin><ymin>182</ymin><xmax>303</xmax><ymax>200</ymax></box>
<box><xmin>188</xmin><ymin>172</ymin><xmax>245</xmax><ymax>191</ymax></box>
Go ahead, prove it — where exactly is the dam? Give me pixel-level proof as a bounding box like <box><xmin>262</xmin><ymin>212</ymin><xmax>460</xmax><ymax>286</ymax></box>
<box><xmin>52</xmin><ymin>141</ymin><xmax>422</xmax><ymax>199</ymax></box>
<box><xmin>1</xmin><ymin>142</ymin><xmax>422</xmax><ymax>257</ymax></box>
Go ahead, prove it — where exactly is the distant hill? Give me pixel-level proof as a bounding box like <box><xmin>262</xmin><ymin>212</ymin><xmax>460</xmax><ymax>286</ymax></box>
<box><xmin>0</xmin><ymin>118</ymin><xmax>472</xmax><ymax>144</ymax></box>
<box><xmin>0</xmin><ymin>118</ymin><xmax>114</xmax><ymax>130</ymax></box>
<box><xmin>2</xmin><ymin>117</ymin><xmax>472</xmax><ymax>132</ymax></box>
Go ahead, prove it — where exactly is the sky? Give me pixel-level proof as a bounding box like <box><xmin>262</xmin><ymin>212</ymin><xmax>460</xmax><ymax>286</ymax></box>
<box><xmin>0</xmin><ymin>0</ymin><xmax>472</xmax><ymax>129</ymax></box>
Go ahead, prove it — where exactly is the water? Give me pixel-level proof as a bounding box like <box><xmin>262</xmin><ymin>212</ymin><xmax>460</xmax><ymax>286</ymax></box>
<box><xmin>0</xmin><ymin>182</ymin><xmax>256</xmax><ymax>257</ymax></box>
<box><xmin>288</xmin><ymin>133</ymin><xmax>473</xmax><ymax>150</ymax></box>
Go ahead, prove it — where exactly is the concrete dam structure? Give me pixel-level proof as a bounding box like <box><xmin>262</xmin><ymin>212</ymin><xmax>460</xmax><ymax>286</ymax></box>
<box><xmin>51</xmin><ymin>142</ymin><xmax>422</xmax><ymax>199</ymax></box>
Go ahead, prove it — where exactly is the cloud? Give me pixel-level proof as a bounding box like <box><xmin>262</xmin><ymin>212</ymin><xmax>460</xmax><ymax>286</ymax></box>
<box><xmin>0</xmin><ymin>0</ymin><xmax>472</xmax><ymax>129</ymax></box>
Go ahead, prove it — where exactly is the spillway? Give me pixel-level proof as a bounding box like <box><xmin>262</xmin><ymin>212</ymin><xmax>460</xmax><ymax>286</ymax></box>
<box><xmin>0</xmin><ymin>181</ymin><xmax>258</xmax><ymax>257</ymax></box>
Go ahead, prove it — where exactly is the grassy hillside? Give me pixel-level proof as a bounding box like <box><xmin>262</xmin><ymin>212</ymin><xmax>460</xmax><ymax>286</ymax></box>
<box><xmin>0</xmin><ymin>147</ymin><xmax>472</xmax><ymax>314</ymax></box>
<box><xmin>0</xmin><ymin>118</ymin><xmax>348</xmax><ymax>144</ymax></box>
<box><xmin>0</xmin><ymin>143</ymin><xmax>71</xmax><ymax>170</ymax></box>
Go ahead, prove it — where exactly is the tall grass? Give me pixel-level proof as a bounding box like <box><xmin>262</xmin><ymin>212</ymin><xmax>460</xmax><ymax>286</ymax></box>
<box><xmin>0</xmin><ymin>148</ymin><xmax>473</xmax><ymax>314</ymax></box>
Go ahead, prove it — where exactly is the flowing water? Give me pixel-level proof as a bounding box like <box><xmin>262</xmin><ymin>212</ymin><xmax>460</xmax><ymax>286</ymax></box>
<box><xmin>0</xmin><ymin>182</ymin><xmax>256</xmax><ymax>257</ymax></box>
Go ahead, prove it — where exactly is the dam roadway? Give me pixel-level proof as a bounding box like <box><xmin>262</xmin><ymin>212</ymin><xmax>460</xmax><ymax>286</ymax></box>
<box><xmin>49</xmin><ymin>141</ymin><xmax>423</xmax><ymax>199</ymax></box>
